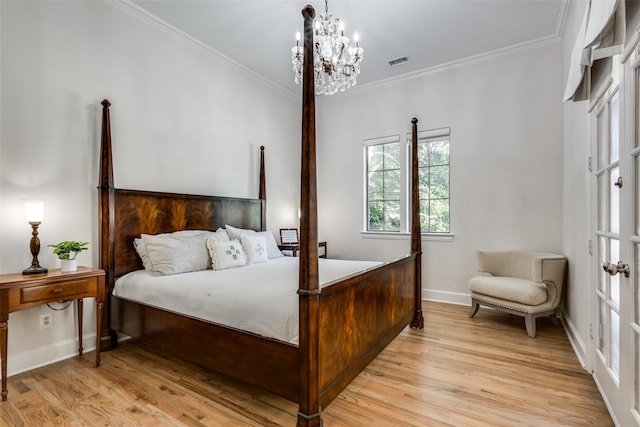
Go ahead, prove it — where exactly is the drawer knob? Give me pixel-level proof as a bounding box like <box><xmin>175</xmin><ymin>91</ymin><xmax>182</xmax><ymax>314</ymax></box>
<box><xmin>51</xmin><ymin>288</ymin><xmax>63</xmax><ymax>294</ymax></box>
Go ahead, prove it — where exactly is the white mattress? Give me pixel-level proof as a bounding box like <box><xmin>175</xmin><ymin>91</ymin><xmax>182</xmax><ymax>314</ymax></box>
<box><xmin>113</xmin><ymin>256</ymin><xmax>381</xmax><ymax>345</ymax></box>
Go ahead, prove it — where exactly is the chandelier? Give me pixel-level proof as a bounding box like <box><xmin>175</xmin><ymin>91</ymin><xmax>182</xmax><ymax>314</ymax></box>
<box><xmin>291</xmin><ymin>0</ymin><xmax>364</xmax><ymax>96</ymax></box>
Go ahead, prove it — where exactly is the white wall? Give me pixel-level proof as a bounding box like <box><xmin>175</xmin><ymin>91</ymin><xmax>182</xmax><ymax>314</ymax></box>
<box><xmin>0</xmin><ymin>1</ymin><xmax>300</xmax><ymax>375</ymax></box>
<box><xmin>316</xmin><ymin>42</ymin><xmax>565</xmax><ymax>304</ymax></box>
<box><xmin>560</xmin><ymin>0</ymin><xmax>592</xmax><ymax>367</ymax></box>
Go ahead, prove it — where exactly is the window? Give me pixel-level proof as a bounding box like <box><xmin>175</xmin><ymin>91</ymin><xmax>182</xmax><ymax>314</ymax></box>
<box><xmin>364</xmin><ymin>128</ymin><xmax>450</xmax><ymax>235</ymax></box>
<box><xmin>417</xmin><ymin>130</ymin><xmax>450</xmax><ymax>233</ymax></box>
<box><xmin>365</xmin><ymin>135</ymin><xmax>402</xmax><ymax>231</ymax></box>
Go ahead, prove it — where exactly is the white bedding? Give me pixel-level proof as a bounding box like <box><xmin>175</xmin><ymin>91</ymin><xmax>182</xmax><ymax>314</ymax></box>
<box><xmin>113</xmin><ymin>256</ymin><xmax>381</xmax><ymax>345</ymax></box>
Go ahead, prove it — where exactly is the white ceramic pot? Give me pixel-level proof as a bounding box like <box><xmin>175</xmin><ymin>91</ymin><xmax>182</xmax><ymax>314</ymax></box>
<box><xmin>60</xmin><ymin>259</ymin><xmax>77</xmax><ymax>272</ymax></box>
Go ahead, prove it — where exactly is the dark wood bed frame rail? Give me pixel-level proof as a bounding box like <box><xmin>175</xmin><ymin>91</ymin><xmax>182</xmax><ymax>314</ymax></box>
<box><xmin>98</xmin><ymin>6</ymin><xmax>423</xmax><ymax>426</ymax></box>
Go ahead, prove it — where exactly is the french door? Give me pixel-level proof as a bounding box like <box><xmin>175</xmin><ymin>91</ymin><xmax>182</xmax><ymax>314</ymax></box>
<box><xmin>626</xmin><ymin>50</ymin><xmax>640</xmax><ymax>427</ymax></box>
<box><xmin>592</xmin><ymin>54</ymin><xmax>638</xmax><ymax>427</ymax></box>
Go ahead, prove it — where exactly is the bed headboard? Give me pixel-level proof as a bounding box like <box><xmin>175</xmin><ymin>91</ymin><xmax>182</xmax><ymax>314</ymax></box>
<box><xmin>98</xmin><ymin>100</ymin><xmax>266</xmax><ymax>282</ymax></box>
<box><xmin>109</xmin><ymin>189</ymin><xmax>263</xmax><ymax>278</ymax></box>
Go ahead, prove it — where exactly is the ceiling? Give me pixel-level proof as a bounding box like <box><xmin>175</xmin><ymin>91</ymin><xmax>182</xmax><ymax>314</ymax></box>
<box><xmin>131</xmin><ymin>0</ymin><xmax>568</xmax><ymax>97</ymax></box>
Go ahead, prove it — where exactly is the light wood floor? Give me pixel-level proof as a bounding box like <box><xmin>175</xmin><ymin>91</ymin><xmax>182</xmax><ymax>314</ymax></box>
<box><xmin>1</xmin><ymin>301</ymin><xmax>612</xmax><ymax>426</ymax></box>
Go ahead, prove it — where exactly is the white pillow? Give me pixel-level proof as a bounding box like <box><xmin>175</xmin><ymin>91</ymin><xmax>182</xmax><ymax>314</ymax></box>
<box><xmin>203</xmin><ymin>229</ymin><xmax>229</xmax><ymax>242</ymax></box>
<box><xmin>225</xmin><ymin>224</ymin><xmax>254</xmax><ymax>240</ymax></box>
<box><xmin>141</xmin><ymin>232</ymin><xmax>211</xmax><ymax>275</ymax></box>
<box><xmin>242</xmin><ymin>235</ymin><xmax>268</xmax><ymax>264</ymax></box>
<box><xmin>133</xmin><ymin>230</ymin><xmax>226</xmax><ymax>273</ymax></box>
<box><xmin>133</xmin><ymin>238</ymin><xmax>151</xmax><ymax>271</ymax></box>
<box><xmin>225</xmin><ymin>225</ymin><xmax>283</xmax><ymax>259</ymax></box>
<box><xmin>257</xmin><ymin>231</ymin><xmax>283</xmax><ymax>259</ymax></box>
<box><xmin>207</xmin><ymin>239</ymin><xmax>247</xmax><ymax>270</ymax></box>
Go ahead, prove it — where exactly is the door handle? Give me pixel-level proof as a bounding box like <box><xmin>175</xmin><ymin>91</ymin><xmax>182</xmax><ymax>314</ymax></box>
<box><xmin>603</xmin><ymin>261</ymin><xmax>630</xmax><ymax>278</ymax></box>
<box><xmin>614</xmin><ymin>177</ymin><xmax>623</xmax><ymax>188</ymax></box>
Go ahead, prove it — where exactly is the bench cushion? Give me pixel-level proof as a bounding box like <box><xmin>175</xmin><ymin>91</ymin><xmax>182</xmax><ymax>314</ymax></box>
<box><xmin>469</xmin><ymin>276</ymin><xmax>548</xmax><ymax>306</ymax></box>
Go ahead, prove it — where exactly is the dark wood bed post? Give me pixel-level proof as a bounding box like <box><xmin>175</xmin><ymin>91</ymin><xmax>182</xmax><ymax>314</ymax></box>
<box><xmin>98</xmin><ymin>99</ymin><xmax>117</xmax><ymax>349</ymax></box>
<box><xmin>259</xmin><ymin>145</ymin><xmax>267</xmax><ymax>231</ymax></box>
<box><xmin>297</xmin><ymin>5</ymin><xmax>322</xmax><ymax>427</ymax></box>
<box><xmin>410</xmin><ymin>118</ymin><xmax>424</xmax><ymax>329</ymax></box>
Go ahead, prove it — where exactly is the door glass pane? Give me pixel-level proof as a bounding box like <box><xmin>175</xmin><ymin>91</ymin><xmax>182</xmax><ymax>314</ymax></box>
<box><xmin>636</xmin><ymin>156</ymin><xmax>640</xmax><ymax>236</ymax></box>
<box><xmin>637</xmin><ymin>336</ymin><xmax>640</xmax><ymax>411</ymax></box>
<box><xmin>610</xmin><ymin>91</ymin><xmax>620</xmax><ymax>163</ymax></box>
<box><xmin>597</xmin><ymin>108</ymin><xmax>607</xmax><ymax>169</ymax></box>
<box><xmin>598</xmin><ymin>173</ymin><xmax>606</xmax><ymax>231</ymax></box>
<box><xmin>610</xmin><ymin>167</ymin><xmax>620</xmax><ymax>234</ymax></box>
<box><xmin>637</xmin><ymin>244</ymin><xmax>640</xmax><ymax>324</ymax></box>
<box><xmin>611</xmin><ymin>308</ymin><xmax>620</xmax><ymax>380</ymax></box>
<box><xmin>599</xmin><ymin>236</ymin><xmax>607</xmax><ymax>293</ymax></box>
<box><xmin>636</xmin><ymin>67</ymin><xmax>640</xmax><ymax>149</ymax></box>
<box><xmin>611</xmin><ymin>239</ymin><xmax>620</xmax><ymax>307</ymax></box>
<box><xmin>599</xmin><ymin>299</ymin><xmax>607</xmax><ymax>354</ymax></box>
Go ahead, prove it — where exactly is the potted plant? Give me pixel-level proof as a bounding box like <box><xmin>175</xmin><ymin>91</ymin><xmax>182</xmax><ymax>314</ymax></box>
<box><xmin>48</xmin><ymin>241</ymin><xmax>89</xmax><ymax>272</ymax></box>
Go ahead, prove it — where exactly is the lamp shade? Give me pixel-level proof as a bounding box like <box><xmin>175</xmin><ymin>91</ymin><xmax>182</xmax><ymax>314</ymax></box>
<box><xmin>24</xmin><ymin>200</ymin><xmax>44</xmax><ymax>223</ymax></box>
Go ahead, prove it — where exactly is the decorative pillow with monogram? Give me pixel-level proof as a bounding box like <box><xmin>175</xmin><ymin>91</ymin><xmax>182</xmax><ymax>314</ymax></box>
<box><xmin>224</xmin><ymin>224</ymin><xmax>283</xmax><ymax>259</ymax></box>
<box><xmin>242</xmin><ymin>235</ymin><xmax>268</xmax><ymax>264</ymax></box>
<box><xmin>206</xmin><ymin>239</ymin><xmax>247</xmax><ymax>270</ymax></box>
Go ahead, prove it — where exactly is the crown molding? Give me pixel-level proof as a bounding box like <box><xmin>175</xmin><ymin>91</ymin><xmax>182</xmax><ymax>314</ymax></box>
<box><xmin>320</xmin><ymin>34</ymin><xmax>563</xmax><ymax>102</ymax></box>
<box><xmin>108</xmin><ymin>0</ymin><xmax>563</xmax><ymax>103</ymax></box>
<box><xmin>107</xmin><ymin>0</ymin><xmax>297</xmax><ymax>100</ymax></box>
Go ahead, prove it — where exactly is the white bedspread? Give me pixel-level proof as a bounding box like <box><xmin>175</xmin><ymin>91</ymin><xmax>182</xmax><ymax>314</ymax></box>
<box><xmin>113</xmin><ymin>257</ymin><xmax>381</xmax><ymax>345</ymax></box>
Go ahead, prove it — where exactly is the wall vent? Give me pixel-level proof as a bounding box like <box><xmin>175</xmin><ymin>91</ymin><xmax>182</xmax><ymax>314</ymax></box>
<box><xmin>388</xmin><ymin>56</ymin><xmax>410</xmax><ymax>67</ymax></box>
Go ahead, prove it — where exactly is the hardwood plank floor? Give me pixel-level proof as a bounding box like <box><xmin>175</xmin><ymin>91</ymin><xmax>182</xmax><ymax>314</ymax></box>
<box><xmin>1</xmin><ymin>301</ymin><xmax>612</xmax><ymax>426</ymax></box>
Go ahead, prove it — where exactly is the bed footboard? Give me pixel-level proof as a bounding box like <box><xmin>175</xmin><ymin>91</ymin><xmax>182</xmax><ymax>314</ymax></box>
<box><xmin>111</xmin><ymin>297</ymin><xmax>300</xmax><ymax>402</ymax></box>
<box><xmin>318</xmin><ymin>254</ymin><xmax>418</xmax><ymax>407</ymax></box>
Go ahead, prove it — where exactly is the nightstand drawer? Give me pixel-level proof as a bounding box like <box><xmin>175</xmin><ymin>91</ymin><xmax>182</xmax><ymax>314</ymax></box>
<box><xmin>21</xmin><ymin>279</ymin><xmax>91</xmax><ymax>304</ymax></box>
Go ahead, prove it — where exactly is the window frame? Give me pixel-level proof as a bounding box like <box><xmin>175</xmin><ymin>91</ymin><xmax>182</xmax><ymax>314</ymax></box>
<box><xmin>362</xmin><ymin>134</ymin><xmax>408</xmax><ymax>233</ymax></box>
<box><xmin>415</xmin><ymin>127</ymin><xmax>451</xmax><ymax>234</ymax></box>
<box><xmin>362</xmin><ymin>127</ymin><xmax>453</xmax><ymax>241</ymax></box>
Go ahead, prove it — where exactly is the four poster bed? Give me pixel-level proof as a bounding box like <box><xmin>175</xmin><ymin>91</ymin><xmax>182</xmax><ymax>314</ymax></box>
<box><xmin>99</xmin><ymin>6</ymin><xmax>423</xmax><ymax>426</ymax></box>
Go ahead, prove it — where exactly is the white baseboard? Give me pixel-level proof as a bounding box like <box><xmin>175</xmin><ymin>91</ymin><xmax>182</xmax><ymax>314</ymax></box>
<box><xmin>7</xmin><ymin>333</ymin><xmax>97</xmax><ymax>377</ymax></box>
<box><xmin>423</xmin><ymin>288</ymin><xmax>471</xmax><ymax>306</ymax></box>
<box><xmin>559</xmin><ymin>307</ymin><xmax>589</xmax><ymax>371</ymax></box>
<box><xmin>592</xmin><ymin>371</ymin><xmax>621</xmax><ymax>427</ymax></box>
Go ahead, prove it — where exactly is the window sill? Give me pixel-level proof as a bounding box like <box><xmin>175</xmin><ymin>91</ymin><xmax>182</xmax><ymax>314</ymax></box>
<box><xmin>360</xmin><ymin>231</ymin><xmax>454</xmax><ymax>242</ymax></box>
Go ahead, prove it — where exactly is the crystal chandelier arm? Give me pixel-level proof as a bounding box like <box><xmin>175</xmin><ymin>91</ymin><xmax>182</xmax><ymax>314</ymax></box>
<box><xmin>336</xmin><ymin>43</ymin><xmax>346</xmax><ymax>61</ymax></box>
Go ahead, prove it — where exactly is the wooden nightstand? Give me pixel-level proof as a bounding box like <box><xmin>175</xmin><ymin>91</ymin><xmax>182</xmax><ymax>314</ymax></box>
<box><xmin>278</xmin><ymin>241</ymin><xmax>327</xmax><ymax>258</ymax></box>
<box><xmin>0</xmin><ymin>267</ymin><xmax>105</xmax><ymax>401</ymax></box>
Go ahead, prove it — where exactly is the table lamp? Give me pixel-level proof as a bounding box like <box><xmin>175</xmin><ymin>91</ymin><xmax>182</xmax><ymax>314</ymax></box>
<box><xmin>22</xmin><ymin>200</ymin><xmax>48</xmax><ymax>275</ymax></box>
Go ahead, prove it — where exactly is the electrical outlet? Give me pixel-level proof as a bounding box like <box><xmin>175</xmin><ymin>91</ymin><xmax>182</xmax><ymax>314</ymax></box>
<box><xmin>40</xmin><ymin>314</ymin><xmax>52</xmax><ymax>329</ymax></box>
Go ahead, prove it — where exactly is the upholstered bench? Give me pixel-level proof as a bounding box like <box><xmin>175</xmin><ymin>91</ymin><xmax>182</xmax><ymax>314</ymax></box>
<box><xmin>468</xmin><ymin>251</ymin><xmax>567</xmax><ymax>337</ymax></box>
